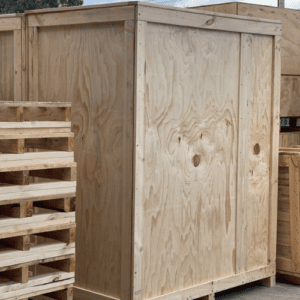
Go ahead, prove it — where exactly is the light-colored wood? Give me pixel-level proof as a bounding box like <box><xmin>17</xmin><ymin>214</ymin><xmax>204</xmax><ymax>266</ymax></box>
<box><xmin>0</xmin><ymin>31</ymin><xmax>14</xmax><ymax>101</ymax></box>
<box><xmin>14</xmin><ymin>30</ymin><xmax>22</xmax><ymax>102</ymax></box>
<box><xmin>0</xmin><ymin>121</ymin><xmax>71</xmax><ymax>128</ymax></box>
<box><xmin>280</xmin><ymin>76</ymin><xmax>300</xmax><ymax>117</ymax></box>
<box><xmin>0</xmin><ymin>101</ymin><xmax>71</xmax><ymax>107</ymax></box>
<box><xmin>121</xmin><ymin>19</ymin><xmax>135</xmax><ymax>300</ymax></box>
<box><xmin>193</xmin><ymin>3</ymin><xmax>298</xmax><ymax>75</ymax></box>
<box><xmin>236</xmin><ymin>33</ymin><xmax>251</xmax><ymax>274</ymax></box>
<box><xmin>25</xmin><ymin>3</ymin><xmax>280</xmax><ymax>299</ymax></box>
<box><xmin>193</xmin><ymin>3</ymin><xmax>237</xmax><ymax>15</ymax></box>
<box><xmin>0</xmin><ymin>128</ymin><xmax>73</xmax><ymax>140</ymax></box>
<box><xmin>277</xmin><ymin>150</ymin><xmax>300</xmax><ymax>280</ymax></box>
<box><xmin>280</xmin><ymin>133</ymin><xmax>300</xmax><ymax>147</ymax></box>
<box><xmin>269</xmin><ymin>34</ymin><xmax>281</xmax><ymax>265</ymax></box>
<box><xmin>28</xmin><ymin>6</ymin><xmax>135</xmax><ymax>27</ymax></box>
<box><xmin>260</xmin><ymin>275</ymin><xmax>276</xmax><ymax>287</ymax></box>
<box><xmin>0</xmin><ymin>18</ymin><xmax>22</xmax><ymax>31</ymax></box>
<box><xmin>133</xmin><ymin>20</ymin><xmax>146</xmax><ymax>300</ymax></box>
<box><xmin>74</xmin><ymin>287</ymin><xmax>119</xmax><ymax>300</ymax></box>
<box><xmin>137</xmin><ymin>5</ymin><xmax>281</xmax><ymax>36</ymax></box>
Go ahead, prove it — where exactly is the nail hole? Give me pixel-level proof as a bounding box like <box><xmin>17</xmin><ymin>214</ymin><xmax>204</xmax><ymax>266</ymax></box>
<box><xmin>178</xmin><ymin>137</ymin><xmax>181</xmax><ymax>143</ymax></box>
<box><xmin>192</xmin><ymin>155</ymin><xmax>201</xmax><ymax>167</ymax></box>
<box><xmin>254</xmin><ymin>143</ymin><xmax>260</xmax><ymax>155</ymax></box>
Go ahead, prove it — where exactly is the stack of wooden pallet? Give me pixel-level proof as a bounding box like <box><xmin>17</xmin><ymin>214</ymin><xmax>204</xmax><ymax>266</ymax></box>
<box><xmin>0</xmin><ymin>102</ymin><xmax>76</xmax><ymax>300</ymax></box>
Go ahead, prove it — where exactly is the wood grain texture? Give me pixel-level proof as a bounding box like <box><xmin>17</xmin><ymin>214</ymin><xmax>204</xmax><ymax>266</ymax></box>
<box><xmin>246</xmin><ymin>35</ymin><xmax>273</xmax><ymax>271</ymax></box>
<box><xmin>193</xmin><ymin>3</ymin><xmax>238</xmax><ymax>15</ymax></box>
<box><xmin>280</xmin><ymin>76</ymin><xmax>300</xmax><ymax>117</ymax></box>
<box><xmin>142</xmin><ymin>23</ymin><xmax>240</xmax><ymax>298</ymax></box>
<box><xmin>237</xmin><ymin>3</ymin><xmax>300</xmax><ymax>75</ymax></box>
<box><xmin>0</xmin><ymin>31</ymin><xmax>14</xmax><ymax>101</ymax></box>
<box><xmin>63</xmin><ymin>23</ymin><xmax>126</xmax><ymax>297</ymax></box>
<box><xmin>280</xmin><ymin>133</ymin><xmax>300</xmax><ymax>147</ymax></box>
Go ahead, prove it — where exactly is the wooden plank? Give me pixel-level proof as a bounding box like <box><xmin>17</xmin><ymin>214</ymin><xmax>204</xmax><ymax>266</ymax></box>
<box><xmin>0</xmin><ymin>218</ymin><xmax>75</xmax><ymax>239</ymax></box>
<box><xmin>137</xmin><ymin>5</ymin><xmax>282</xmax><ymax>36</ymax></box>
<box><xmin>21</xmin><ymin>16</ymin><xmax>27</xmax><ymax>102</ymax></box>
<box><xmin>121</xmin><ymin>19</ymin><xmax>135</xmax><ymax>300</ymax></box>
<box><xmin>0</xmin><ymin>31</ymin><xmax>14</xmax><ymax>101</ymax></box>
<box><xmin>0</xmin><ymin>279</ymin><xmax>74</xmax><ymax>299</ymax></box>
<box><xmin>33</xmin><ymin>26</ymin><xmax>38</xmax><ymax>102</ymax></box>
<box><xmin>269</xmin><ymin>34</ymin><xmax>281</xmax><ymax>266</ymax></box>
<box><xmin>27</xmin><ymin>6</ymin><xmax>135</xmax><ymax>27</ymax></box>
<box><xmin>13</xmin><ymin>30</ymin><xmax>22</xmax><ymax>102</ymax></box>
<box><xmin>0</xmin><ymin>212</ymin><xmax>75</xmax><ymax>228</ymax></box>
<box><xmin>289</xmin><ymin>155</ymin><xmax>300</xmax><ymax>272</ymax></box>
<box><xmin>73</xmin><ymin>287</ymin><xmax>119</xmax><ymax>300</ymax></box>
<box><xmin>260</xmin><ymin>275</ymin><xmax>276</xmax><ymax>287</ymax></box>
<box><xmin>0</xmin><ymin>272</ymin><xmax>73</xmax><ymax>294</ymax></box>
<box><xmin>0</xmin><ymin>102</ymin><xmax>72</xmax><ymax>107</ymax></box>
<box><xmin>0</xmin><ymin>18</ymin><xmax>22</xmax><ymax>31</ymax></box>
<box><xmin>0</xmin><ymin>121</ymin><xmax>71</xmax><ymax>129</ymax></box>
<box><xmin>133</xmin><ymin>20</ymin><xmax>146</xmax><ymax>300</ymax></box>
<box><xmin>140</xmin><ymin>264</ymin><xmax>275</xmax><ymax>300</ymax></box>
<box><xmin>0</xmin><ymin>128</ymin><xmax>73</xmax><ymax>140</ymax></box>
<box><xmin>28</xmin><ymin>27</ymin><xmax>34</xmax><ymax>102</ymax></box>
<box><xmin>236</xmin><ymin>33</ymin><xmax>251</xmax><ymax>274</ymax></box>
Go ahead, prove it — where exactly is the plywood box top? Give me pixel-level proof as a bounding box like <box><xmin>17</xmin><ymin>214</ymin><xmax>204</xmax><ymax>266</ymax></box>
<box><xmin>24</xmin><ymin>2</ymin><xmax>281</xmax><ymax>36</ymax></box>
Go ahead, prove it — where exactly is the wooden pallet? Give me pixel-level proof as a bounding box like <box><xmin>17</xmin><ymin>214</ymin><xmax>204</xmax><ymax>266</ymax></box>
<box><xmin>0</xmin><ymin>102</ymin><xmax>76</xmax><ymax>300</ymax></box>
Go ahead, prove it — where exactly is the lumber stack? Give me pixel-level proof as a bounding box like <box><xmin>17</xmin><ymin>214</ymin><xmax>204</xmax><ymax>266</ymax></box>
<box><xmin>277</xmin><ymin>146</ymin><xmax>300</xmax><ymax>283</ymax></box>
<box><xmin>0</xmin><ymin>102</ymin><xmax>76</xmax><ymax>299</ymax></box>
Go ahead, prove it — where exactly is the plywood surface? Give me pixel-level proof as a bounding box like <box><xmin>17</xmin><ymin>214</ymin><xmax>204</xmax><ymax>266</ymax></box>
<box><xmin>194</xmin><ymin>3</ymin><xmax>237</xmax><ymax>15</ymax></box>
<box><xmin>237</xmin><ymin>3</ymin><xmax>300</xmax><ymax>75</ymax></box>
<box><xmin>280</xmin><ymin>133</ymin><xmax>300</xmax><ymax>147</ymax></box>
<box><xmin>142</xmin><ymin>24</ymin><xmax>240</xmax><ymax>298</ymax></box>
<box><xmin>37</xmin><ymin>23</ymin><xmax>128</xmax><ymax>298</ymax></box>
<box><xmin>281</xmin><ymin>76</ymin><xmax>300</xmax><ymax>117</ymax></box>
<box><xmin>0</xmin><ymin>31</ymin><xmax>14</xmax><ymax>101</ymax></box>
<box><xmin>246</xmin><ymin>34</ymin><xmax>272</xmax><ymax>271</ymax></box>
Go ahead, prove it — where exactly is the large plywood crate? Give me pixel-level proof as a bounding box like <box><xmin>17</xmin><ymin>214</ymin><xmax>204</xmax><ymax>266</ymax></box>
<box><xmin>25</xmin><ymin>3</ymin><xmax>281</xmax><ymax>300</ymax></box>
<box><xmin>277</xmin><ymin>147</ymin><xmax>300</xmax><ymax>283</ymax></box>
<box><xmin>0</xmin><ymin>14</ymin><xmax>25</xmax><ymax>102</ymax></box>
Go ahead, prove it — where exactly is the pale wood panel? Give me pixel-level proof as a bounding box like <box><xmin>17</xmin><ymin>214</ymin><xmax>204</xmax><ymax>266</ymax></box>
<box><xmin>237</xmin><ymin>3</ymin><xmax>300</xmax><ymax>75</ymax></box>
<box><xmin>193</xmin><ymin>3</ymin><xmax>238</xmax><ymax>15</ymax></box>
<box><xmin>142</xmin><ymin>23</ymin><xmax>240</xmax><ymax>298</ymax></box>
<box><xmin>0</xmin><ymin>31</ymin><xmax>14</xmax><ymax>101</ymax></box>
<box><xmin>280</xmin><ymin>76</ymin><xmax>300</xmax><ymax>117</ymax></box>
<box><xmin>36</xmin><ymin>23</ymin><xmax>128</xmax><ymax>297</ymax></box>
<box><xmin>279</xmin><ymin>133</ymin><xmax>300</xmax><ymax>147</ymax></box>
<box><xmin>246</xmin><ymin>34</ymin><xmax>273</xmax><ymax>271</ymax></box>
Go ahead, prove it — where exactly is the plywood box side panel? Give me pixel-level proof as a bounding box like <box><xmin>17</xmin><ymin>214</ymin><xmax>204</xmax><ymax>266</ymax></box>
<box><xmin>237</xmin><ymin>3</ymin><xmax>300</xmax><ymax>75</ymax></box>
<box><xmin>141</xmin><ymin>23</ymin><xmax>240</xmax><ymax>299</ymax></box>
<box><xmin>279</xmin><ymin>133</ymin><xmax>300</xmax><ymax>147</ymax></box>
<box><xmin>0</xmin><ymin>31</ymin><xmax>14</xmax><ymax>101</ymax></box>
<box><xmin>280</xmin><ymin>76</ymin><xmax>300</xmax><ymax>117</ymax></box>
<box><xmin>191</xmin><ymin>3</ymin><xmax>238</xmax><ymax>15</ymax></box>
<box><xmin>69</xmin><ymin>23</ymin><xmax>129</xmax><ymax>297</ymax></box>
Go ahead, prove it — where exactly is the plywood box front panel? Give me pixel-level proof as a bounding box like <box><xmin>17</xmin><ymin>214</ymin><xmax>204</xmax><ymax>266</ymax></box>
<box><xmin>25</xmin><ymin>3</ymin><xmax>281</xmax><ymax>300</ymax></box>
<box><xmin>143</xmin><ymin>24</ymin><xmax>239</xmax><ymax>297</ymax></box>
